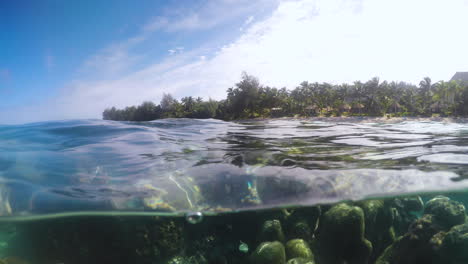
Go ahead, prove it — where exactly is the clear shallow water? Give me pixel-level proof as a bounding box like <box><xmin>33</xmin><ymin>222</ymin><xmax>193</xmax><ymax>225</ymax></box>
<box><xmin>1</xmin><ymin>118</ymin><xmax>468</xmax><ymax>263</ymax></box>
<box><xmin>1</xmin><ymin>118</ymin><xmax>468</xmax><ymax>217</ymax></box>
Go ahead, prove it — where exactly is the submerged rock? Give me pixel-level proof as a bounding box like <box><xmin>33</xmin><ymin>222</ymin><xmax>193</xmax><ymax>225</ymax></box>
<box><xmin>434</xmin><ymin>222</ymin><xmax>468</xmax><ymax>264</ymax></box>
<box><xmin>357</xmin><ymin>199</ymin><xmax>395</xmax><ymax>262</ymax></box>
<box><xmin>392</xmin><ymin>196</ymin><xmax>424</xmax><ymax>213</ymax></box>
<box><xmin>424</xmin><ymin>196</ymin><xmax>466</xmax><ymax>229</ymax></box>
<box><xmin>315</xmin><ymin>203</ymin><xmax>372</xmax><ymax>264</ymax></box>
<box><xmin>375</xmin><ymin>214</ymin><xmax>442</xmax><ymax>264</ymax></box>
<box><xmin>165</xmin><ymin>255</ymin><xmax>209</xmax><ymax>264</ymax></box>
<box><xmin>0</xmin><ymin>257</ymin><xmax>29</xmax><ymax>264</ymax></box>
<box><xmin>390</xmin><ymin>196</ymin><xmax>424</xmax><ymax>236</ymax></box>
<box><xmin>285</xmin><ymin>239</ymin><xmax>313</xmax><ymax>260</ymax></box>
<box><xmin>152</xmin><ymin>220</ymin><xmax>185</xmax><ymax>258</ymax></box>
<box><xmin>259</xmin><ymin>220</ymin><xmax>285</xmax><ymax>242</ymax></box>
<box><xmin>166</xmin><ymin>256</ymin><xmax>186</xmax><ymax>264</ymax></box>
<box><xmin>250</xmin><ymin>241</ymin><xmax>286</xmax><ymax>264</ymax></box>
<box><xmin>398</xmin><ymin>196</ymin><xmax>424</xmax><ymax>212</ymax></box>
<box><xmin>280</xmin><ymin>159</ymin><xmax>297</xmax><ymax>167</ymax></box>
<box><xmin>286</xmin><ymin>257</ymin><xmax>315</xmax><ymax>264</ymax></box>
<box><xmin>283</xmin><ymin>206</ymin><xmax>320</xmax><ymax>242</ymax></box>
<box><xmin>380</xmin><ymin>195</ymin><xmax>468</xmax><ymax>264</ymax></box>
<box><xmin>239</xmin><ymin>241</ymin><xmax>249</xmax><ymax>253</ymax></box>
<box><xmin>285</xmin><ymin>220</ymin><xmax>312</xmax><ymax>242</ymax></box>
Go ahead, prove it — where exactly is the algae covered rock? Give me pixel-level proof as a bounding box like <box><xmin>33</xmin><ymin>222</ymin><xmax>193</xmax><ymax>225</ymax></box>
<box><xmin>251</xmin><ymin>241</ymin><xmax>286</xmax><ymax>264</ymax></box>
<box><xmin>392</xmin><ymin>196</ymin><xmax>424</xmax><ymax>213</ymax></box>
<box><xmin>165</xmin><ymin>255</ymin><xmax>209</xmax><ymax>264</ymax></box>
<box><xmin>259</xmin><ymin>219</ymin><xmax>285</xmax><ymax>242</ymax></box>
<box><xmin>283</xmin><ymin>206</ymin><xmax>320</xmax><ymax>241</ymax></box>
<box><xmin>152</xmin><ymin>220</ymin><xmax>185</xmax><ymax>258</ymax></box>
<box><xmin>285</xmin><ymin>239</ymin><xmax>313</xmax><ymax>260</ymax></box>
<box><xmin>315</xmin><ymin>203</ymin><xmax>372</xmax><ymax>264</ymax></box>
<box><xmin>286</xmin><ymin>257</ymin><xmax>315</xmax><ymax>264</ymax></box>
<box><xmin>375</xmin><ymin>214</ymin><xmax>442</xmax><ymax>264</ymax></box>
<box><xmin>399</xmin><ymin>196</ymin><xmax>424</xmax><ymax>212</ymax></box>
<box><xmin>166</xmin><ymin>256</ymin><xmax>188</xmax><ymax>264</ymax></box>
<box><xmin>434</xmin><ymin>222</ymin><xmax>468</xmax><ymax>264</ymax></box>
<box><xmin>357</xmin><ymin>199</ymin><xmax>395</xmax><ymax>262</ymax></box>
<box><xmin>390</xmin><ymin>197</ymin><xmax>422</xmax><ymax>237</ymax></box>
<box><xmin>424</xmin><ymin>196</ymin><xmax>466</xmax><ymax>229</ymax></box>
<box><xmin>286</xmin><ymin>220</ymin><xmax>312</xmax><ymax>242</ymax></box>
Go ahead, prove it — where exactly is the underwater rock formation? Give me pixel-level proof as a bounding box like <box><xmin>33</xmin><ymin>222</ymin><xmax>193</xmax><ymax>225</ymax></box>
<box><xmin>259</xmin><ymin>220</ymin><xmax>285</xmax><ymax>243</ymax></box>
<box><xmin>375</xmin><ymin>214</ymin><xmax>441</xmax><ymax>264</ymax></box>
<box><xmin>5</xmin><ymin>193</ymin><xmax>468</xmax><ymax>264</ymax></box>
<box><xmin>390</xmin><ymin>196</ymin><xmax>423</xmax><ymax>237</ymax></box>
<box><xmin>397</xmin><ymin>196</ymin><xmax>424</xmax><ymax>212</ymax></box>
<box><xmin>0</xmin><ymin>257</ymin><xmax>29</xmax><ymax>264</ymax></box>
<box><xmin>356</xmin><ymin>199</ymin><xmax>395</xmax><ymax>262</ymax></box>
<box><xmin>152</xmin><ymin>220</ymin><xmax>185</xmax><ymax>258</ymax></box>
<box><xmin>285</xmin><ymin>220</ymin><xmax>312</xmax><ymax>243</ymax></box>
<box><xmin>286</xmin><ymin>257</ymin><xmax>315</xmax><ymax>264</ymax></box>
<box><xmin>250</xmin><ymin>241</ymin><xmax>286</xmax><ymax>264</ymax></box>
<box><xmin>285</xmin><ymin>239</ymin><xmax>314</xmax><ymax>261</ymax></box>
<box><xmin>434</xmin><ymin>222</ymin><xmax>468</xmax><ymax>264</ymax></box>
<box><xmin>315</xmin><ymin>203</ymin><xmax>372</xmax><ymax>264</ymax></box>
<box><xmin>424</xmin><ymin>196</ymin><xmax>466</xmax><ymax>229</ymax></box>
<box><xmin>283</xmin><ymin>206</ymin><xmax>320</xmax><ymax>242</ymax></box>
<box><xmin>375</xmin><ymin>196</ymin><xmax>468</xmax><ymax>264</ymax></box>
<box><xmin>165</xmin><ymin>254</ymin><xmax>209</xmax><ymax>264</ymax></box>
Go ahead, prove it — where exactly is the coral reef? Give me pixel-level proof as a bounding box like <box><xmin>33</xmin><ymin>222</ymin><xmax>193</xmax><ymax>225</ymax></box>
<box><xmin>259</xmin><ymin>219</ymin><xmax>285</xmax><ymax>243</ymax></box>
<box><xmin>2</xmin><ymin>194</ymin><xmax>468</xmax><ymax>264</ymax></box>
<box><xmin>285</xmin><ymin>239</ymin><xmax>313</xmax><ymax>260</ymax></box>
<box><xmin>375</xmin><ymin>214</ymin><xmax>441</xmax><ymax>264</ymax></box>
<box><xmin>434</xmin><ymin>222</ymin><xmax>468</xmax><ymax>264</ymax></box>
<box><xmin>315</xmin><ymin>203</ymin><xmax>372</xmax><ymax>264</ymax></box>
<box><xmin>424</xmin><ymin>195</ymin><xmax>466</xmax><ymax>229</ymax></box>
<box><xmin>375</xmin><ymin>195</ymin><xmax>468</xmax><ymax>264</ymax></box>
<box><xmin>356</xmin><ymin>199</ymin><xmax>395</xmax><ymax>262</ymax></box>
<box><xmin>389</xmin><ymin>196</ymin><xmax>423</xmax><ymax>237</ymax></box>
<box><xmin>250</xmin><ymin>241</ymin><xmax>286</xmax><ymax>264</ymax></box>
<box><xmin>286</xmin><ymin>258</ymin><xmax>315</xmax><ymax>264</ymax></box>
<box><xmin>283</xmin><ymin>206</ymin><xmax>320</xmax><ymax>242</ymax></box>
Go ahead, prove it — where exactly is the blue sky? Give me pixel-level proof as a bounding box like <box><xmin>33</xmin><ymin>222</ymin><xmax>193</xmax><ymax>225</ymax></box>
<box><xmin>1</xmin><ymin>0</ymin><xmax>468</xmax><ymax>124</ymax></box>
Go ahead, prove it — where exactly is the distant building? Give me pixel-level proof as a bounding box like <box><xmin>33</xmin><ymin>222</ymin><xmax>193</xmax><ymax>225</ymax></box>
<box><xmin>270</xmin><ymin>107</ymin><xmax>283</xmax><ymax>117</ymax></box>
<box><xmin>450</xmin><ymin>72</ymin><xmax>468</xmax><ymax>83</ymax></box>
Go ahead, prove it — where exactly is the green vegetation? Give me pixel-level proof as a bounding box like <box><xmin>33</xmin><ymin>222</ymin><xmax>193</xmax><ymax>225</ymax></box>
<box><xmin>103</xmin><ymin>73</ymin><xmax>468</xmax><ymax>121</ymax></box>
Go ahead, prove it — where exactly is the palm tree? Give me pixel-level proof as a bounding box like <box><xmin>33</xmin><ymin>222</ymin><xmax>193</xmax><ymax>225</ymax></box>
<box><xmin>419</xmin><ymin>77</ymin><xmax>433</xmax><ymax>115</ymax></box>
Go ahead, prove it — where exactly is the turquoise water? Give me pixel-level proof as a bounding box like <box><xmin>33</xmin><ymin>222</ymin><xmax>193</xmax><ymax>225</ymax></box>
<box><xmin>0</xmin><ymin>118</ymin><xmax>468</xmax><ymax>263</ymax></box>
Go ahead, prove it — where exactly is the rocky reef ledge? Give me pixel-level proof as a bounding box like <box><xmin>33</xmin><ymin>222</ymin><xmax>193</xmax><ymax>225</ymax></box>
<box><xmin>1</xmin><ymin>194</ymin><xmax>467</xmax><ymax>264</ymax></box>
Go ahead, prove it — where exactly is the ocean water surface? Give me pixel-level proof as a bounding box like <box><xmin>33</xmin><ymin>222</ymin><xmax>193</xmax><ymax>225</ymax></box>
<box><xmin>0</xmin><ymin>118</ymin><xmax>468</xmax><ymax>263</ymax></box>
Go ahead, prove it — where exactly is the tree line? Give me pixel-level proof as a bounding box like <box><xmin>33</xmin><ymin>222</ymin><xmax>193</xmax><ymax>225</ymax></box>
<box><xmin>102</xmin><ymin>73</ymin><xmax>468</xmax><ymax>121</ymax></box>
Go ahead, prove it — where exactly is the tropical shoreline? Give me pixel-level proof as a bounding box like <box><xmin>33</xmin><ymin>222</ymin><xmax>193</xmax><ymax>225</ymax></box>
<box><xmin>236</xmin><ymin>115</ymin><xmax>468</xmax><ymax>123</ymax></box>
<box><xmin>103</xmin><ymin>73</ymin><xmax>468</xmax><ymax>122</ymax></box>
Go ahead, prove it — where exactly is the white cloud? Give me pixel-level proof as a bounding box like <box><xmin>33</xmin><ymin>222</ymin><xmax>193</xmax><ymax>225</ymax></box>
<box><xmin>144</xmin><ymin>0</ymin><xmax>275</xmax><ymax>32</ymax></box>
<box><xmin>6</xmin><ymin>0</ymin><xmax>468</xmax><ymax>124</ymax></box>
<box><xmin>79</xmin><ymin>0</ymin><xmax>275</xmax><ymax>79</ymax></box>
<box><xmin>168</xmin><ymin>47</ymin><xmax>184</xmax><ymax>55</ymax></box>
<box><xmin>80</xmin><ymin>36</ymin><xmax>146</xmax><ymax>78</ymax></box>
<box><xmin>244</xmin><ymin>16</ymin><xmax>254</xmax><ymax>26</ymax></box>
<box><xmin>209</xmin><ymin>0</ymin><xmax>468</xmax><ymax>86</ymax></box>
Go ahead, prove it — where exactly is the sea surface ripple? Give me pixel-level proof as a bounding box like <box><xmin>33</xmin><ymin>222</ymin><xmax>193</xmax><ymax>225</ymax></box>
<box><xmin>1</xmin><ymin>118</ymin><xmax>468</xmax><ymax>217</ymax></box>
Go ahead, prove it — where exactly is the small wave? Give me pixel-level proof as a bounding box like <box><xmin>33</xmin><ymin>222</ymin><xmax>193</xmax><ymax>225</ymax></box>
<box><xmin>0</xmin><ymin>118</ymin><xmax>467</xmax><ymax>217</ymax></box>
